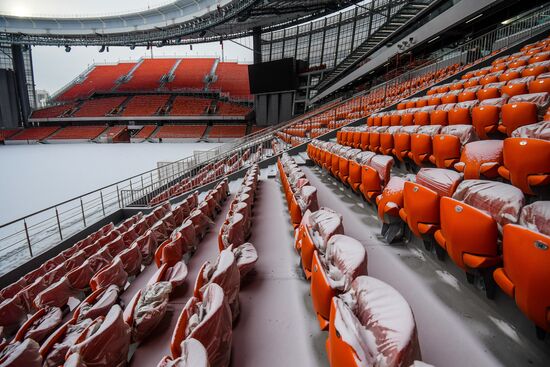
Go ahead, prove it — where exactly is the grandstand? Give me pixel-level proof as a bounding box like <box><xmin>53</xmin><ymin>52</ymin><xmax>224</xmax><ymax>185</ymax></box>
<box><xmin>0</xmin><ymin>1</ymin><xmax>549</xmax><ymax>366</ymax></box>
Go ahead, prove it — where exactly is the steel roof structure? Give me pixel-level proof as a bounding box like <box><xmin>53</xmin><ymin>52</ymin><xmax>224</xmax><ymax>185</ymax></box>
<box><xmin>0</xmin><ymin>0</ymin><xmax>361</xmax><ymax>46</ymax></box>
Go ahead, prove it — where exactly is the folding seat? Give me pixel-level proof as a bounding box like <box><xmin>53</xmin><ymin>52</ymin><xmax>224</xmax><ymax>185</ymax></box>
<box><xmin>440</xmin><ymin>90</ymin><xmax>460</xmax><ymax>104</ymax></box>
<box><xmin>381</xmin><ymin>112</ymin><xmax>392</xmax><ymax>126</ymax></box>
<box><xmin>461</xmin><ymin>71</ymin><xmax>474</xmax><ymax>80</ymax></box>
<box><xmin>428</xmin><ymin>93</ymin><xmax>442</xmax><ymax>106</ymax></box>
<box><xmin>453</xmin><ymin>140</ymin><xmax>503</xmax><ymax>179</ymax></box>
<box><xmin>490</xmin><ymin>63</ymin><xmax>507</xmax><ymax>73</ymax></box>
<box><xmin>348</xmin><ymin>152</ymin><xmax>376</xmax><ymax>193</ymax></box>
<box><xmin>295</xmin><ymin>208</ymin><xmax>344</xmax><ymax>278</ymax></box>
<box><xmin>430</xmin><ymin>125</ymin><xmax>477</xmax><ymax>169</ymax></box>
<box><xmin>499</xmin><ymin>92</ymin><xmax>549</xmax><ymax>135</ymax></box>
<box><xmin>409</xmin><ymin>125</ymin><xmax>441</xmax><ymax>166</ymax></box>
<box><xmin>396</xmin><ymin>102</ymin><xmax>407</xmax><ymax>110</ymax></box>
<box><xmin>413</xmin><ymin>106</ymin><xmax>436</xmax><ymax>126</ymax></box>
<box><xmin>148</xmin><ymin>261</ymin><xmax>188</xmax><ymax>288</ymax></box>
<box><xmin>134</xmin><ymin>230</ymin><xmax>158</xmax><ymax>266</ymax></box>
<box><xmin>458</xmin><ymin>86</ymin><xmax>480</xmax><ymax>102</ymax></box>
<box><xmin>373</xmin><ymin>113</ymin><xmax>382</xmax><ymax>126</ymax></box>
<box><xmin>17</xmin><ymin>277</ymin><xmax>49</xmax><ymax>312</ymax></box>
<box><xmin>521</xmin><ymin>61</ymin><xmax>549</xmax><ymax>77</ymax></box>
<box><xmin>390</xmin><ymin>110</ymin><xmax>403</xmax><ymax>126</ymax></box>
<box><xmin>218</xmin><ymin>213</ymin><xmax>246</xmax><ymax>251</ymax></box>
<box><xmin>0</xmin><ymin>278</ymin><xmax>26</xmax><ymax>302</ymax></box>
<box><xmin>474</xmin><ymin>66</ymin><xmax>491</xmax><ymax>77</ymax></box>
<box><xmin>429</xmin><ymin>103</ymin><xmax>454</xmax><ymax>125</ymax></box>
<box><xmin>360</xmin><ymin>155</ymin><xmax>394</xmax><ymax>202</ymax></box>
<box><xmin>379</xmin><ymin>126</ymin><xmax>401</xmax><ymax>155</ymax></box>
<box><xmin>33</xmin><ymin>277</ymin><xmax>80</xmax><ymax>310</ymax></box>
<box><xmin>392</xmin><ymin>125</ymin><xmax>420</xmax><ymax>162</ymax></box>
<box><xmin>479</xmin><ymin>72</ymin><xmax>502</xmax><ymax>86</ymax></box>
<box><xmin>170</xmin><ymin>283</ymin><xmax>231</xmax><ymax>367</ymax></box>
<box><xmin>529</xmin><ymin>51</ymin><xmax>550</xmax><ymax>64</ymax></box>
<box><xmin>229</xmin><ymin>243</ymin><xmax>258</xmax><ymax>280</ymax></box>
<box><xmin>310</xmin><ymin>234</ymin><xmax>367</xmax><ymax>330</ymax></box>
<box><xmin>405</xmin><ymin>98</ymin><xmax>417</xmax><ymax>109</ymax></box>
<box><xmin>368</xmin><ymin>126</ymin><xmax>388</xmax><ymax>152</ymax></box>
<box><xmin>501</xmin><ymin>76</ymin><xmax>534</xmax><ymax>97</ymax></box>
<box><xmin>294</xmin><ymin>185</ymin><xmax>319</xmax><ymax>220</ymax></box>
<box><xmin>0</xmin><ymin>296</ymin><xmax>27</xmax><ymax>337</ymax></box>
<box><xmin>498</xmin><ymin>121</ymin><xmax>550</xmax><ymax>195</ymax></box>
<box><xmin>64</xmin><ymin>305</ymin><xmax>130</xmax><ymax>367</ymax></box>
<box><xmin>450</xmin><ymin>81</ymin><xmax>463</xmax><ymax>90</ymax></box>
<box><xmin>87</xmin><ymin>246</ymin><xmax>113</xmax><ymax>274</ymax></box>
<box><xmin>476</xmin><ymin>81</ymin><xmax>505</xmax><ymax>101</ymax></box>
<box><xmin>189</xmin><ymin>209</ymin><xmax>210</xmax><ymax>240</ymax></box>
<box><xmin>72</xmin><ymin>285</ymin><xmax>120</xmax><ymax>322</ymax></box>
<box><xmin>448</xmin><ymin>100</ymin><xmax>479</xmax><ymax>126</ymax></box>
<box><xmin>0</xmin><ymin>338</ymin><xmax>41</xmax><ymax>367</ymax></box>
<box><xmin>471</xmin><ymin>97</ymin><xmax>506</xmax><ymax>139</ymax></box>
<box><xmin>400</xmin><ymin>168</ymin><xmax>463</xmax><ymax>240</ymax></box>
<box><xmin>338</xmin><ymin>148</ymin><xmax>361</xmax><ymax>184</ymax></box>
<box><xmin>463</xmin><ymin>76</ymin><xmax>481</xmax><ymax>88</ymax></box>
<box><xmin>508</xmin><ymin>57</ymin><xmax>529</xmax><ymax>69</ymax></box>
<box><xmin>116</xmin><ymin>243</ymin><xmax>142</xmax><ymax>277</ymax></box>
<box><xmin>66</xmin><ymin>261</ymin><xmax>94</xmax><ymax>291</ymax></box>
<box><xmin>105</xmin><ymin>235</ymin><xmax>126</xmax><ymax>257</ymax></box>
<box><xmin>13</xmin><ymin>306</ymin><xmax>62</xmax><ymax>344</ymax></box>
<box><xmin>529</xmin><ymin>74</ymin><xmax>550</xmax><ymax>93</ymax></box>
<box><xmin>493</xmin><ymin>201</ymin><xmax>550</xmax><ymax>338</ymax></box>
<box><xmin>435</xmin><ymin>180</ymin><xmax>524</xmax><ymax>297</ymax></box>
<box><xmin>326</xmin><ymin>276</ymin><xmax>419</xmax><ymax>367</ymax></box>
<box><xmin>157</xmin><ymin>338</ymin><xmax>209</xmax><ymax>367</ymax></box>
<box><xmin>89</xmin><ymin>258</ymin><xmax>128</xmax><ymax>292</ymax></box>
<box><xmin>401</xmin><ymin>111</ymin><xmax>415</xmax><ymax>126</ymax></box>
<box><xmin>150</xmin><ymin>219</ymin><xmax>170</xmax><ymax>244</ymax></box>
<box><xmin>123</xmin><ymin>281</ymin><xmax>172</xmax><ymax>343</ymax></box>
<box><xmin>351</xmin><ymin>128</ymin><xmax>363</xmax><ymax>148</ymax></box>
<box><xmin>194</xmin><ymin>248</ymin><xmax>241</xmax><ymax>320</ymax></box>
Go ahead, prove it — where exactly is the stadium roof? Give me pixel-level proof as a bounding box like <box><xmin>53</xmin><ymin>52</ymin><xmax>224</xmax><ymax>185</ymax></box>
<box><xmin>0</xmin><ymin>0</ymin><xmax>361</xmax><ymax>46</ymax></box>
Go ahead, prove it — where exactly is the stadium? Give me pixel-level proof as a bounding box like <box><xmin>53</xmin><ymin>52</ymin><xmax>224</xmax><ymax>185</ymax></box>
<box><xmin>0</xmin><ymin>0</ymin><xmax>549</xmax><ymax>365</ymax></box>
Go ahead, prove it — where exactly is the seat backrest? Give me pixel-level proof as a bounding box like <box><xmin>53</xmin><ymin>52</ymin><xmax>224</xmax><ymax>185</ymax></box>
<box><xmin>308</xmin><ymin>208</ymin><xmax>345</xmax><ymax>253</ymax></box>
<box><xmin>510</xmin><ymin>121</ymin><xmax>550</xmax><ymax>140</ymax></box>
<box><xmin>416</xmin><ymin>168</ymin><xmax>463</xmax><ymax>197</ymax></box>
<box><xmin>452</xmin><ymin>180</ymin><xmax>525</xmax><ymax>229</ymax></box>
<box><xmin>325</xmin><ymin>235</ymin><xmax>368</xmax><ymax>287</ymax></box>
<box><xmin>519</xmin><ymin>201</ymin><xmax>550</xmax><ymax>236</ymax></box>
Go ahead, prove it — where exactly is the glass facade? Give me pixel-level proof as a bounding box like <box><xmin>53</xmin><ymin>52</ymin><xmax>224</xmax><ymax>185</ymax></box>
<box><xmin>260</xmin><ymin>0</ymin><xmax>406</xmax><ymax>70</ymax></box>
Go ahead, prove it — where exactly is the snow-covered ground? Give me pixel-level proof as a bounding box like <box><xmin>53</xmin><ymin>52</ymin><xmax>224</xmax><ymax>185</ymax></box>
<box><xmin>0</xmin><ymin>142</ymin><xmax>221</xmax><ymax>224</ymax></box>
<box><xmin>0</xmin><ymin>142</ymin><xmax>222</xmax><ymax>275</ymax></box>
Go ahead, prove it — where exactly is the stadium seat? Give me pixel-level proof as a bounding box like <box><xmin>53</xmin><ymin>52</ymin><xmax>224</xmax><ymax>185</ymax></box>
<box><xmin>493</xmin><ymin>201</ymin><xmax>550</xmax><ymax>338</ymax></box>
<box><xmin>435</xmin><ymin>180</ymin><xmax>524</xmax><ymax>297</ymax></box>
<box><xmin>430</xmin><ymin>125</ymin><xmax>477</xmax><ymax>168</ymax></box>
<box><xmin>360</xmin><ymin>155</ymin><xmax>394</xmax><ymax>202</ymax></box>
<box><xmin>454</xmin><ymin>140</ymin><xmax>503</xmax><ymax>179</ymax></box>
<box><xmin>326</xmin><ymin>276</ymin><xmax>419</xmax><ymax>367</ymax></box>
<box><xmin>157</xmin><ymin>338</ymin><xmax>209</xmax><ymax>367</ymax></box>
<box><xmin>499</xmin><ymin>92</ymin><xmax>549</xmax><ymax>135</ymax></box>
<box><xmin>310</xmin><ymin>234</ymin><xmax>367</xmax><ymax>330</ymax></box>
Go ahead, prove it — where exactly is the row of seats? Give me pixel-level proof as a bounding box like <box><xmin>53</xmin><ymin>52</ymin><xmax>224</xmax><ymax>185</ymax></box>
<box><xmin>277</xmin><ymin>154</ymin><xmax>319</xmax><ymax>228</ymax></box>
<box><xmin>117</xmin><ymin>59</ymin><xmax>178</xmax><ymax>92</ymax></box>
<box><xmin>133</xmin><ymin>125</ymin><xmax>157</xmax><ymax>139</ymax></box>
<box><xmin>72</xmin><ymin>97</ymin><xmax>127</xmax><ymax>117</ymax></box>
<box><xmin>56</xmin><ymin>63</ymin><xmax>136</xmax><ymax>101</ymax></box>
<box><xmin>308</xmin><ymin>138</ymin><xmax>550</xmax><ymax>339</ymax></box>
<box><xmin>154</xmin><ymin>125</ymin><xmax>207</xmax><ymax>139</ymax></box>
<box><xmin>277</xmin><ymin>156</ymin><xmax>429</xmax><ymax>367</ymax></box>
<box><xmin>169</xmin><ymin>96</ymin><xmax>211</xmax><ymax>116</ymax></box>
<box><xmin>210</xmin><ymin>62</ymin><xmax>251</xmax><ymax>99</ymax></box>
<box><xmin>215</xmin><ymin>101</ymin><xmax>253</xmax><ymax>116</ymax></box>
<box><xmin>208</xmin><ymin>124</ymin><xmax>247</xmax><ymax>139</ymax></box>
<box><xmin>29</xmin><ymin>104</ymin><xmax>75</xmax><ymax>119</ymax></box>
<box><xmin>336</xmin><ymin>120</ymin><xmax>550</xmax><ymax>196</ymax></box>
<box><xmin>161</xmin><ymin>171</ymin><xmax>259</xmax><ymax>366</ymax></box>
<box><xmin>165</xmin><ymin>58</ymin><xmax>216</xmax><ymax>90</ymax></box>
<box><xmin>49</xmin><ymin>125</ymin><xmax>108</xmax><ymax>140</ymax></box>
<box><xmin>0</xmin><ymin>187</ymin><xmax>219</xmax><ymax>365</ymax></box>
<box><xmin>149</xmin><ymin>145</ymin><xmax>266</xmax><ymax>206</ymax></box>
<box><xmin>121</xmin><ymin>95</ymin><xmax>170</xmax><ymax>116</ymax></box>
<box><xmin>5</xmin><ymin>127</ymin><xmax>60</xmax><ymax>141</ymax></box>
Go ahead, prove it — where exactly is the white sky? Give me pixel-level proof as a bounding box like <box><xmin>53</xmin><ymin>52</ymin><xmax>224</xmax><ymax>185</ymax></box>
<box><xmin>0</xmin><ymin>0</ymin><xmax>254</xmax><ymax>95</ymax></box>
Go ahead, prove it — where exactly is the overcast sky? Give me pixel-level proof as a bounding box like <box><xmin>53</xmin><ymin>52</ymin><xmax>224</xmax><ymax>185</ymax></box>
<box><xmin>0</xmin><ymin>1</ymin><xmax>253</xmax><ymax>95</ymax></box>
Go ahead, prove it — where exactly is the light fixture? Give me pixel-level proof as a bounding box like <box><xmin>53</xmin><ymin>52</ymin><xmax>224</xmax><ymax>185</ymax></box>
<box><xmin>428</xmin><ymin>36</ymin><xmax>440</xmax><ymax>44</ymax></box>
<box><xmin>465</xmin><ymin>13</ymin><xmax>483</xmax><ymax>24</ymax></box>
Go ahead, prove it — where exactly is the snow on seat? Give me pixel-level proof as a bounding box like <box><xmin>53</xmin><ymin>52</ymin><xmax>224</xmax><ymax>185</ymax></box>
<box><xmin>500</xmin><ymin>92</ymin><xmax>550</xmax><ymax>135</ymax></box>
<box><xmin>189</xmin><ymin>209</ymin><xmax>212</xmax><ymax>240</ymax></box>
<box><xmin>149</xmin><ymin>262</ymin><xmax>188</xmax><ymax>288</ymax></box>
<box><xmin>435</xmin><ymin>180</ymin><xmax>524</xmax><ymax>297</ymax></box>
<box><xmin>409</xmin><ymin>125</ymin><xmax>442</xmax><ymax>166</ymax></box>
<box><xmin>326</xmin><ymin>276</ymin><xmax>420</xmax><ymax>367</ymax></box>
<box><xmin>134</xmin><ymin>230</ymin><xmax>158</xmax><ymax>266</ymax></box>
<box><xmin>493</xmin><ymin>201</ymin><xmax>550</xmax><ymax>337</ymax></box>
<box><xmin>448</xmin><ymin>100</ymin><xmax>479</xmax><ymax>125</ymax></box>
<box><xmin>454</xmin><ymin>140</ymin><xmax>503</xmax><ymax>179</ymax></box>
<box><xmin>116</xmin><ymin>243</ymin><xmax>142</xmax><ymax>277</ymax></box>
<box><xmin>13</xmin><ymin>306</ymin><xmax>62</xmax><ymax>344</ymax></box>
<box><xmin>360</xmin><ymin>155</ymin><xmax>394</xmax><ymax>202</ymax></box>
<box><xmin>40</xmin><ymin>318</ymin><xmax>95</xmax><ymax>367</ymax></box>
<box><xmin>0</xmin><ymin>338</ymin><xmax>41</xmax><ymax>367</ymax></box>
<box><xmin>73</xmin><ymin>285</ymin><xmax>120</xmax><ymax>322</ymax></box>
<box><xmin>471</xmin><ymin>97</ymin><xmax>507</xmax><ymax>139</ymax></box>
<box><xmin>499</xmin><ymin>121</ymin><xmax>550</xmax><ymax>195</ymax></box>
<box><xmin>348</xmin><ymin>151</ymin><xmax>376</xmax><ymax>193</ymax></box>
<box><xmin>170</xmin><ymin>283</ymin><xmax>232</xmax><ymax>366</ymax></box>
<box><xmin>66</xmin><ymin>261</ymin><xmax>94</xmax><ymax>291</ymax></box>
<box><xmin>64</xmin><ymin>305</ymin><xmax>130</xmax><ymax>367</ymax></box>
<box><xmin>400</xmin><ymin>168</ymin><xmax>463</xmax><ymax>238</ymax></box>
<box><xmin>157</xmin><ymin>338</ymin><xmax>209</xmax><ymax>367</ymax></box>
<box><xmin>155</xmin><ymin>232</ymin><xmax>184</xmax><ymax>268</ymax></box>
<box><xmin>379</xmin><ymin>126</ymin><xmax>402</xmax><ymax>155</ymax></box>
<box><xmin>218</xmin><ymin>213</ymin><xmax>246</xmax><ymax>251</ymax></box>
<box><xmin>295</xmin><ymin>185</ymin><xmax>319</xmax><ymax>214</ymax></box>
<box><xmin>501</xmin><ymin>76</ymin><xmax>534</xmax><ymax>97</ymax></box>
<box><xmin>87</xmin><ymin>246</ymin><xmax>113</xmax><ymax>274</ymax></box>
<box><xmin>0</xmin><ymin>296</ymin><xmax>27</xmax><ymax>337</ymax></box>
<box><xmin>194</xmin><ymin>248</ymin><xmax>241</xmax><ymax>321</ymax></box>
<box><xmin>89</xmin><ymin>258</ymin><xmax>128</xmax><ymax>292</ymax></box>
<box><xmin>430</xmin><ymin>125</ymin><xmax>477</xmax><ymax>169</ymax></box>
<box><xmin>393</xmin><ymin>126</ymin><xmax>421</xmax><ymax>162</ymax></box>
<box><xmin>124</xmin><ymin>281</ymin><xmax>172</xmax><ymax>343</ymax></box>
<box><xmin>338</xmin><ymin>148</ymin><xmax>362</xmax><ymax>184</ymax></box>
<box><xmin>311</xmin><ymin>235</ymin><xmax>368</xmax><ymax>330</ymax></box>
<box><xmin>230</xmin><ymin>243</ymin><xmax>258</xmax><ymax>280</ymax></box>
<box><xmin>296</xmin><ymin>208</ymin><xmax>344</xmax><ymax>279</ymax></box>
<box><xmin>33</xmin><ymin>277</ymin><xmax>80</xmax><ymax>310</ymax></box>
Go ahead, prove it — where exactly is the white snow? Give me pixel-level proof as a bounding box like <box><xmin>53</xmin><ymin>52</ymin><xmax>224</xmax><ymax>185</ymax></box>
<box><xmin>0</xmin><ymin>142</ymin><xmax>222</xmax><ymax>225</ymax></box>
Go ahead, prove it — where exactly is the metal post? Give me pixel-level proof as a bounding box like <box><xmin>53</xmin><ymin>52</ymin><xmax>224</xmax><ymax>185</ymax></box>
<box><xmin>141</xmin><ymin>175</ymin><xmax>144</xmax><ymax>190</ymax></box>
<box><xmin>23</xmin><ymin>220</ymin><xmax>33</xmax><ymax>257</ymax></box>
<box><xmin>100</xmin><ymin>191</ymin><xmax>105</xmax><ymax>216</ymax></box>
<box><xmin>130</xmin><ymin>180</ymin><xmax>134</xmax><ymax>201</ymax></box>
<box><xmin>55</xmin><ymin>207</ymin><xmax>63</xmax><ymax>240</ymax></box>
<box><xmin>116</xmin><ymin>184</ymin><xmax>121</xmax><ymax>208</ymax></box>
<box><xmin>80</xmin><ymin>198</ymin><xmax>86</xmax><ymax>227</ymax></box>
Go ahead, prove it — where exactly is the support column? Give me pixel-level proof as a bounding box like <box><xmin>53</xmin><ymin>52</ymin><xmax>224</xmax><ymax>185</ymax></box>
<box><xmin>11</xmin><ymin>44</ymin><xmax>31</xmax><ymax>125</ymax></box>
<box><xmin>252</xmin><ymin>27</ymin><xmax>262</xmax><ymax>64</ymax></box>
